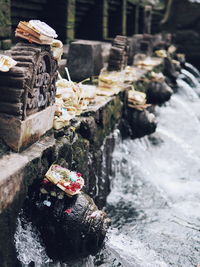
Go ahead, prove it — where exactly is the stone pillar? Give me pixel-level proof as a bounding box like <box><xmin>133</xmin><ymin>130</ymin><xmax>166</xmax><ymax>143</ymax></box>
<box><xmin>67</xmin><ymin>40</ymin><xmax>103</xmax><ymax>82</ymax></box>
<box><xmin>143</xmin><ymin>5</ymin><xmax>152</xmax><ymax>34</ymax></box>
<box><xmin>0</xmin><ymin>0</ymin><xmax>12</xmax><ymax>49</ymax></box>
<box><xmin>122</xmin><ymin>0</ymin><xmax>127</xmax><ymax>36</ymax></box>
<box><xmin>107</xmin><ymin>0</ymin><xmax>127</xmax><ymax>38</ymax></box>
<box><xmin>75</xmin><ymin>0</ymin><xmax>108</xmax><ymax>40</ymax></box>
<box><xmin>66</xmin><ymin>0</ymin><xmax>76</xmax><ymax>42</ymax></box>
<box><xmin>134</xmin><ymin>4</ymin><xmax>139</xmax><ymax>34</ymax></box>
<box><xmin>102</xmin><ymin>0</ymin><xmax>109</xmax><ymax>40</ymax></box>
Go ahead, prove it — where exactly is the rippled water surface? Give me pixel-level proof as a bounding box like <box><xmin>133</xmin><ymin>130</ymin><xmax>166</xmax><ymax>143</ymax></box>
<box><xmin>101</xmin><ymin>70</ymin><xmax>200</xmax><ymax>267</ymax></box>
<box><xmin>15</xmin><ymin>65</ymin><xmax>200</xmax><ymax>267</ymax></box>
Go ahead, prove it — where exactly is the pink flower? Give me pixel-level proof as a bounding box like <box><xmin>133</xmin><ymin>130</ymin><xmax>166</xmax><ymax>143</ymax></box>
<box><xmin>64</xmin><ymin>208</ymin><xmax>72</xmax><ymax>214</ymax></box>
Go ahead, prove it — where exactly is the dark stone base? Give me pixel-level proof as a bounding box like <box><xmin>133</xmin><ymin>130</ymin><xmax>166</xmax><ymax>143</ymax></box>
<box><xmin>146</xmin><ymin>81</ymin><xmax>173</xmax><ymax>105</ymax></box>
<box><xmin>23</xmin><ymin>184</ymin><xmax>110</xmax><ymax>262</ymax></box>
<box><xmin>122</xmin><ymin>108</ymin><xmax>157</xmax><ymax>139</ymax></box>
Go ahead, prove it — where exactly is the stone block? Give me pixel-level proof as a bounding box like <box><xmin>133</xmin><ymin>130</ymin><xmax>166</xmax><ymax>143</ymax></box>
<box><xmin>131</xmin><ymin>34</ymin><xmax>153</xmax><ymax>59</ymax></box>
<box><xmin>146</xmin><ymin>81</ymin><xmax>173</xmax><ymax>105</ymax></box>
<box><xmin>0</xmin><ymin>154</ymin><xmax>28</xmax><ymax>212</ymax></box>
<box><xmin>67</xmin><ymin>40</ymin><xmax>103</xmax><ymax>82</ymax></box>
<box><xmin>0</xmin><ymin>106</ymin><xmax>55</xmax><ymax>152</ymax></box>
<box><xmin>127</xmin><ymin>37</ymin><xmax>135</xmax><ymax>65</ymax></box>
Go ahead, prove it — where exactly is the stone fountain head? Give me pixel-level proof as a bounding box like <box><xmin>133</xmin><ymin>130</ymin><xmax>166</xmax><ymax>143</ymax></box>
<box><xmin>146</xmin><ymin>81</ymin><xmax>173</xmax><ymax>105</ymax></box>
<box><xmin>23</xmin><ymin>179</ymin><xmax>111</xmax><ymax>262</ymax></box>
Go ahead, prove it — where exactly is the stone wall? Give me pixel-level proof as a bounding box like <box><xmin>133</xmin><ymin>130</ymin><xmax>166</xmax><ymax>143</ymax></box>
<box><xmin>0</xmin><ymin>0</ymin><xmax>12</xmax><ymax>49</ymax></box>
<box><xmin>162</xmin><ymin>0</ymin><xmax>200</xmax><ymax>67</ymax></box>
<box><xmin>0</xmin><ymin>0</ymin><xmax>164</xmax><ymax>47</ymax></box>
<box><xmin>0</xmin><ymin>93</ymin><xmax>124</xmax><ymax>267</ymax></box>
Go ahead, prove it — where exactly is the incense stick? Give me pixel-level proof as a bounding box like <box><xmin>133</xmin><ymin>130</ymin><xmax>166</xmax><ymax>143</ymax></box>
<box><xmin>65</xmin><ymin>67</ymin><xmax>75</xmax><ymax>86</ymax></box>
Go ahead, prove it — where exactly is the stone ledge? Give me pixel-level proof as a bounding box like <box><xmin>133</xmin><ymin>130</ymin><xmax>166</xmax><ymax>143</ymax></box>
<box><xmin>0</xmin><ymin>106</ymin><xmax>55</xmax><ymax>152</ymax></box>
<box><xmin>0</xmin><ymin>94</ymin><xmax>124</xmax><ymax>214</ymax></box>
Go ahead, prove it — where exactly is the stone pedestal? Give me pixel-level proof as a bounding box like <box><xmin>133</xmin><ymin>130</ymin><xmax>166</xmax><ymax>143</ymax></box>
<box><xmin>67</xmin><ymin>41</ymin><xmax>103</xmax><ymax>82</ymax></box>
<box><xmin>130</xmin><ymin>34</ymin><xmax>153</xmax><ymax>60</ymax></box>
<box><xmin>0</xmin><ymin>106</ymin><xmax>55</xmax><ymax>152</ymax></box>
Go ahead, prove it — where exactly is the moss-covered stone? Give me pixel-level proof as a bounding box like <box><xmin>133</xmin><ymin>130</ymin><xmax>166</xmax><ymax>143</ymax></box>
<box><xmin>66</xmin><ymin>0</ymin><xmax>75</xmax><ymax>42</ymax></box>
<box><xmin>1</xmin><ymin>39</ymin><xmax>12</xmax><ymax>50</ymax></box>
<box><xmin>0</xmin><ymin>0</ymin><xmax>11</xmax><ymax>39</ymax></box>
<box><xmin>162</xmin><ymin>0</ymin><xmax>200</xmax><ymax>67</ymax></box>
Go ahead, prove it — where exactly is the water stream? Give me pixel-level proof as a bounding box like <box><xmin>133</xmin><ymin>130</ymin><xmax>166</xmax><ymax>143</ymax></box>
<box><xmin>15</xmin><ymin>64</ymin><xmax>200</xmax><ymax>267</ymax></box>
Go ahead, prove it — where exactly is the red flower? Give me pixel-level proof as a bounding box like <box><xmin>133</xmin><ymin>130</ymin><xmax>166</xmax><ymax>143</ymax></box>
<box><xmin>70</xmin><ymin>182</ymin><xmax>81</xmax><ymax>191</ymax></box>
<box><xmin>76</xmin><ymin>172</ymin><xmax>82</xmax><ymax>177</ymax></box>
<box><xmin>64</xmin><ymin>185</ymin><xmax>70</xmax><ymax>190</ymax></box>
<box><xmin>64</xmin><ymin>208</ymin><xmax>72</xmax><ymax>214</ymax></box>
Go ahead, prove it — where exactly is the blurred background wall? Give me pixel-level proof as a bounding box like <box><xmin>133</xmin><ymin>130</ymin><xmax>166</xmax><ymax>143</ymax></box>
<box><xmin>0</xmin><ymin>0</ymin><xmax>200</xmax><ymax>67</ymax></box>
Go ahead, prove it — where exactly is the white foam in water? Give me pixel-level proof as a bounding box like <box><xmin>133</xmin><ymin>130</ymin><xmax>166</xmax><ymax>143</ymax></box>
<box><xmin>177</xmin><ymin>79</ymin><xmax>199</xmax><ymax>100</ymax></box>
<box><xmin>181</xmin><ymin>69</ymin><xmax>200</xmax><ymax>95</ymax></box>
<box><xmin>15</xmin><ymin>64</ymin><xmax>200</xmax><ymax>266</ymax></box>
<box><xmin>14</xmin><ymin>215</ymin><xmax>51</xmax><ymax>266</ymax></box>
<box><xmin>181</xmin><ymin>69</ymin><xmax>199</xmax><ymax>87</ymax></box>
<box><xmin>107</xmin><ymin>230</ymin><xmax>168</xmax><ymax>267</ymax></box>
<box><xmin>105</xmin><ymin>66</ymin><xmax>200</xmax><ymax>266</ymax></box>
<box><xmin>184</xmin><ymin>63</ymin><xmax>200</xmax><ymax>80</ymax></box>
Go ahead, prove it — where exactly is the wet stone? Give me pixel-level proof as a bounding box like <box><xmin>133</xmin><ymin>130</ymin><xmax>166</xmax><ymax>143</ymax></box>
<box><xmin>146</xmin><ymin>81</ymin><xmax>173</xmax><ymax>105</ymax></box>
<box><xmin>23</xmin><ymin>180</ymin><xmax>110</xmax><ymax>262</ymax></box>
<box><xmin>107</xmin><ymin>35</ymin><xmax>129</xmax><ymax>71</ymax></box>
<box><xmin>124</xmin><ymin>108</ymin><xmax>157</xmax><ymax>139</ymax></box>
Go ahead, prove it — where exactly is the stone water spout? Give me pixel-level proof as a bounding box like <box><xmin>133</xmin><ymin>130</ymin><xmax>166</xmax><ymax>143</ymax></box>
<box><xmin>124</xmin><ymin>108</ymin><xmax>157</xmax><ymax>139</ymax></box>
<box><xmin>146</xmin><ymin>81</ymin><xmax>173</xmax><ymax>104</ymax></box>
<box><xmin>23</xmin><ymin>179</ymin><xmax>110</xmax><ymax>262</ymax></box>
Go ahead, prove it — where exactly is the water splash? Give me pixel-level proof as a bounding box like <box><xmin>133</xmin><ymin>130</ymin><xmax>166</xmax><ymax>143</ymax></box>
<box><xmin>103</xmin><ymin>67</ymin><xmax>200</xmax><ymax>267</ymax></box>
<box><xmin>14</xmin><ymin>214</ymin><xmax>51</xmax><ymax>266</ymax></box>
<box><xmin>176</xmin><ymin>79</ymin><xmax>199</xmax><ymax>100</ymax></box>
<box><xmin>184</xmin><ymin>62</ymin><xmax>200</xmax><ymax>80</ymax></box>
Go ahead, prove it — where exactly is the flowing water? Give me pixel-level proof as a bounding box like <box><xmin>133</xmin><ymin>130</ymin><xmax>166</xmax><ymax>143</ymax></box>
<box><xmin>15</xmin><ymin>64</ymin><xmax>200</xmax><ymax>267</ymax></box>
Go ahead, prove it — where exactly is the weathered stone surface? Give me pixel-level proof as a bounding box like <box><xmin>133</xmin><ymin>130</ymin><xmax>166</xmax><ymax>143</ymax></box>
<box><xmin>67</xmin><ymin>41</ymin><xmax>103</xmax><ymax>82</ymax></box>
<box><xmin>0</xmin><ymin>105</ymin><xmax>55</xmax><ymax>152</ymax></box>
<box><xmin>162</xmin><ymin>0</ymin><xmax>200</xmax><ymax>67</ymax></box>
<box><xmin>107</xmin><ymin>35</ymin><xmax>128</xmax><ymax>71</ymax></box>
<box><xmin>163</xmin><ymin>57</ymin><xmax>179</xmax><ymax>86</ymax></box>
<box><xmin>129</xmin><ymin>34</ymin><xmax>153</xmax><ymax>64</ymax></box>
<box><xmin>152</xmin><ymin>33</ymin><xmax>172</xmax><ymax>51</ymax></box>
<box><xmin>162</xmin><ymin>0</ymin><xmax>200</xmax><ymax>31</ymax></box>
<box><xmin>0</xmin><ymin>0</ymin><xmax>11</xmax><ymax>39</ymax></box>
<box><xmin>1</xmin><ymin>39</ymin><xmax>12</xmax><ymax>50</ymax></box>
<box><xmin>146</xmin><ymin>81</ymin><xmax>173</xmax><ymax>104</ymax></box>
<box><xmin>144</xmin><ymin>5</ymin><xmax>152</xmax><ymax>34</ymax></box>
<box><xmin>24</xmin><ymin>187</ymin><xmax>110</xmax><ymax>261</ymax></box>
<box><xmin>127</xmin><ymin>37</ymin><xmax>135</xmax><ymax>65</ymax></box>
<box><xmin>124</xmin><ymin>108</ymin><xmax>157</xmax><ymax>139</ymax></box>
<box><xmin>0</xmin><ymin>154</ymin><xmax>28</xmax><ymax>212</ymax></box>
<box><xmin>0</xmin><ymin>135</ymin><xmax>56</xmax><ymax>267</ymax></box>
<box><xmin>0</xmin><ymin>43</ymin><xmax>58</xmax><ymax>119</ymax></box>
